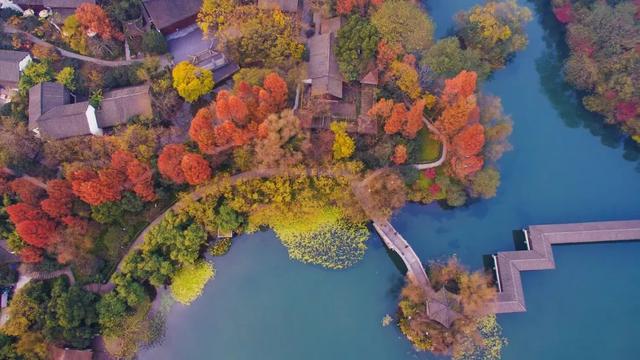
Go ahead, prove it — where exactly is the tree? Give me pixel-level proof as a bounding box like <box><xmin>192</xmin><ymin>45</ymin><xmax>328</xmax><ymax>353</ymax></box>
<box><xmin>6</xmin><ymin>203</ymin><xmax>46</xmax><ymax>224</ymax></box>
<box><xmin>20</xmin><ymin>246</ymin><xmax>43</xmax><ymax>263</ymax></box>
<box><xmin>197</xmin><ymin>0</ymin><xmax>236</xmax><ymax>33</ymax></box>
<box><xmin>75</xmin><ymin>3</ymin><xmax>121</xmax><ymax>40</ymax></box>
<box><xmin>442</xmin><ymin>70</ymin><xmax>478</xmax><ymax>102</ymax></box>
<box><xmin>371</xmin><ymin>0</ymin><xmax>434</xmax><ymax>54</ymax></box>
<box><xmin>336</xmin><ymin>0</ymin><xmax>383</xmax><ymax>15</ymax></box>
<box><xmin>392</xmin><ymin>144</ymin><xmax>408</xmax><ymax>165</ymax></box>
<box><xmin>455</xmin><ymin>0</ymin><xmax>532</xmax><ymax>69</ymax></box>
<box><xmin>170</xmin><ymin>261</ymin><xmax>215</xmax><ymax>305</ymax></box>
<box><xmin>254</xmin><ymin>110</ymin><xmax>307</xmax><ymax>168</ymax></box>
<box><xmin>158</xmin><ymin>144</ymin><xmax>187</xmax><ymax>184</ymax></box>
<box><xmin>262</xmin><ymin>73</ymin><xmax>288</xmax><ymax>110</ymax></box>
<box><xmin>404</xmin><ymin>99</ymin><xmax>425</xmax><ymax>138</ymax></box>
<box><xmin>142</xmin><ymin>30</ymin><xmax>168</xmax><ymax>55</ymax></box>
<box><xmin>421</xmin><ymin>37</ymin><xmax>491</xmax><ymax>80</ymax></box>
<box><xmin>55</xmin><ymin>67</ymin><xmax>77</xmax><ymax>91</ymax></box>
<box><xmin>62</xmin><ymin>15</ymin><xmax>88</xmax><ymax>55</ymax></box>
<box><xmin>188</xmin><ymin>108</ymin><xmax>217</xmax><ymax>152</ymax></box>
<box><xmin>336</xmin><ymin>15</ymin><xmax>380</xmax><ymax>81</ymax></box>
<box><xmin>127</xmin><ymin>160</ymin><xmax>156</xmax><ymax>202</ymax></box>
<box><xmin>384</xmin><ymin>103</ymin><xmax>407</xmax><ymax>135</ymax></box>
<box><xmin>15</xmin><ymin>220</ymin><xmax>56</xmax><ymax>248</ymax></box>
<box><xmin>181</xmin><ymin>153</ymin><xmax>212</xmax><ymax>185</ymax></box>
<box><xmin>172</xmin><ymin>61</ymin><xmax>214</xmax><ymax>102</ymax></box>
<box><xmin>330</xmin><ymin>122</ymin><xmax>355</xmax><ymax>160</ymax></box>
<box><xmin>18</xmin><ymin>61</ymin><xmax>52</xmax><ymax>93</ymax></box>
<box><xmin>9</xmin><ymin>179</ymin><xmax>45</xmax><ymax>205</ymax></box>
<box><xmin>389</xmin><ymin>60</ymin><xmax>421</xmax><ymax>99</ymax></box>
<box><xmin>453</xmin><ymin>123</ymin><xmax>485</xmax><ymax>157</ymax></box>
<box><xmin>40</xmin><ymin>197</ymin><xmax>72</xmax><ymax>219</ymax></box>
<box><xmin>96</xmin><ymin>292</ymin><xmax>127</xmax><ymax>337</ymax></box>
<box><xmin>468</xmin><ymin>167</ymin><xmax>500</xmax><ymax>199</ymax></box>
<box><xmin>436</xmin><ymin>97</ymin><xmax>476</xmax><ymax>137</ymax></box>
<box><xmin>224</xmin><ymin>8</ymin><xmax>304</xmax><ymax>68</ymax></box>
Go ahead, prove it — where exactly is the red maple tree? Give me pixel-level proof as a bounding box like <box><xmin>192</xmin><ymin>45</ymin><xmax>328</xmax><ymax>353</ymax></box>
<box><xmin>6</xmin><ymin>203</ymin><xmax>46</xmax><ymax>224</ymax></box>
<box><xmin>189</xmin><ymin>108</ymin><xmax>217</xmax><ymax>153</ymax></box>
<box><xmin>181</xmin><ymin>153</ymin><xmax>212</xmax><ymax>185</ymax></box>
<box><xmin>158</xmin><ymin>144</ymin><xmax>187</xmax><ymax>184</ymax></box>
<box><xmin>9</xmin><ymin>179</ymin><xmax>45</xmax><ymax>205</ymax></box>
<box><xmin>16</xmin><ymin>219</ymin><xmax>56</xmax><ymax>248</ymax></box>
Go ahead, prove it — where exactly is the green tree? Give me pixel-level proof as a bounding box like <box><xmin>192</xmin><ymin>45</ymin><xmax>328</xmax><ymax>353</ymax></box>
<box><xmin>97</xmin><ymin>292</ymin><xmax>128</xmax><ymax>336</ymax></box>
<box><xmin>468</xmin><ymin>167</ymin><xmax>500</xmax><ymax>199</ymax></box>
<box><xmin>91</xmin><ymin>201</ymin><xmax>124</xmax><ymax>224</ymax></box>
<box><xmin>216</xmin><ymin>203</ymin><xmax>243</xmax><ymax>233</ymax></box>
<box><xmin>422</xmin><ymin>37</ymin><xmax>491</xmax><ymax>80</ymax></box>
<box><xmin>0</xmin><ymin>332</ymin><xmax>20</xmax><ymax>360</ymax></box>
<box><xmin>18</xmin><ymin>62</ymin><xmax>52</xmax><ymax>93</ymax></box>
<box><xmin>455</xmin><ymin>0</ymin><xmax>532</xmax><ymax>69</ymax></box>
<box><xmin>371</xmin><ymin>0</ymin><xmax>435</xmax><ymax>54</ymax></box>
<box><xmin>170</xmin><ymin>261</ymin><xmax>215</xmax><ymax>305</ymax></box>
<box><xmin>142</xmin><ymin>30</ymin><xmax>168</xmax><ymax>55</ymax></box>
<box><xmin>172</xmin><ymin>61</ymin><xmax>214</xmax><ymax>102</ymax></box>
<box><xmin>55</xmin><ymin>67</ymin><xmax>77</xmax><ymax>91</ymax></box>
<box><xmin>336</xmin><ymin>15</ymin><xmax>380</xmax><ymax>81</ymax></box>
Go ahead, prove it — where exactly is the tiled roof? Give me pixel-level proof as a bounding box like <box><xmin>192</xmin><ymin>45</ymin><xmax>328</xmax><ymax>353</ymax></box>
<box><xmin>0</xmin><ymin>50</ymin><xmax>29</xmax><ymax>85</ymax></box>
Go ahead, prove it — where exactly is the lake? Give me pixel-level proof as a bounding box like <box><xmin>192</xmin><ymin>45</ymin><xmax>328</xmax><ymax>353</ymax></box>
<box><xmin>140</xmin><ymin>1</ymin><xmax>640</xmax><ymax>359</ymax></box>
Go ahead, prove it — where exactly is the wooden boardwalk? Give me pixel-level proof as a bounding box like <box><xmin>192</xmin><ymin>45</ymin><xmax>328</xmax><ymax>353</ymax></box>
<box><xmin>493</xmin><ymin>220</ymin><xmax>640</xmax><ymax>313</ymax></box>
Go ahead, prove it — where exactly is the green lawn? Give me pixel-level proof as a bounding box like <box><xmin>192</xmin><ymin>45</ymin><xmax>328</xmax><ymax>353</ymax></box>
<box><xmin>416</xmin><ymin>128</ymin><xmax>443</xmax><ymax>163</ymax></box>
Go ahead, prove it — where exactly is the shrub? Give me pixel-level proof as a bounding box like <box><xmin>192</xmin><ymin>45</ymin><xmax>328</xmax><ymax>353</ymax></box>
<box><xmin>209</xmin><ymin>238</ymin><xmax>232</xmax><ymax>256</ymax></box>
<box><xmin>170</xmin><ymin>261</ymin><xmax>215</xmax><ymax>305</ymax></box>
<box><xmin>142</xmin><ymin>31</ymin><xmax>168</xmax><ymax>55</ymax></box>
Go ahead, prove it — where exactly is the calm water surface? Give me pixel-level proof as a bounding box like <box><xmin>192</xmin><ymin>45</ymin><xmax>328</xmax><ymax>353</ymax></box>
<box><xmin>141</xmin><ymin>1</ymin><xmax>640</xmax><ymax>359</ymax></box>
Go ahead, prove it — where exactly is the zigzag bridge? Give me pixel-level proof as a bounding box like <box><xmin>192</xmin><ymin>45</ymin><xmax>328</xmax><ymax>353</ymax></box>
<box><xmin>372</xmin><ymin>219</ymin><xmax>640</xmax><ymax>326</ymax></box>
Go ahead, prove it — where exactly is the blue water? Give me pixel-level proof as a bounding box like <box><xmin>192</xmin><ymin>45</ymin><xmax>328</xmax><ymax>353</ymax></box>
<box><xmin>141</xmin><ymin>1</ymin><xmax>640</xmax><ymax>359</ymax></box>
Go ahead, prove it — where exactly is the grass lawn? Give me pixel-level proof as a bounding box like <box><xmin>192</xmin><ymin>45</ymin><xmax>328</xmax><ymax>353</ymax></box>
<box><xmin>416</xmin><ymin>128</ymin><xmax>443</xmax><ymax>163</ymax></box>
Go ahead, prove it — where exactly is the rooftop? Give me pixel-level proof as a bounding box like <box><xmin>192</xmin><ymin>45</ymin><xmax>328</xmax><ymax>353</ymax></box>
<box><xmin>0</xmin><ymin>49</ymin><xmax>29</xmax><ymax>85</ymax></box>
<box><xmin>141</xmin><ymin>0</ymin><xmax>201</xmax><ymax>31</ymax></box>
<box><xmin>307</xmin><ymin>32</ymin><xmax>343</xmax><ymax>98</ymax></box>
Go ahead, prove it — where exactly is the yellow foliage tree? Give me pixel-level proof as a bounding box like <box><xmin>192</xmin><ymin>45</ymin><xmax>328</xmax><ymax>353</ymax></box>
<box><xmin>172</xmin><ymin>61</ymin><xmax>214</xmax><ymax>103</ymax></box>
<box><xmin>330</xmin><ymin>122</ymin><xmax>355</xmax><ymax>160</ymax></box>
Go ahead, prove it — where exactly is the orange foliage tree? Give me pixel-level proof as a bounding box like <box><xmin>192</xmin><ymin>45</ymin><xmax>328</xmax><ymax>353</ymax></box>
<box><xmin>385</xmin><ymin>104</ymin><xmax>407</xmax><ymax>135</ymax></box>
<box><xmin>181</xmin><ymin>153</ymin><xmax>212</xmax><ymax>185</ymax></box>
<box><xmin>16</xmin><ymin>219</ymin><xmax>56</xmax><ymax>248</ymax></box>
<box><xmin>9</xmin><ymin>179</ymin><xmax>45</xmax><ymax>205</ymax></box>
<box><xmin>20</xmin><ymin>246</ymin><xmax>43</xmax><ymax>263</ymax></box>
<box><xmin>453</xmin><ymin>123</ymin><xmax>485</xmax><ymax>157</ymax></box>
<box><xmin>392</xmin><ymin>144</ymin><xmax>408</xmax><ymax>165</ymax></box>
<box><xmin>189</xmin><ymin>108</ymin><xmax>217</xmax><ymax>153</ymax></box>
<box><xmin>404</xmin><ymin>99</ymin><xmax>425</xmax><ymax>139</ymax></box>
<box><xmin>75</xmin><ymin>3</ymin><xmax>122</xmax><ymax>40</ymax></box>
<box><xmin>158</xmin><ymin>144</ymin><xmax>187</xmax><ymax>184</ymax></box>
<box><xmin>6</xmin><ymin>203</ymin><xmax>46</xmax><ymax>224</ymax></box>
<box><xmin>337</xmin><ymin>0</ymin><xmax>383</xmax><ymax>15</ymax></box>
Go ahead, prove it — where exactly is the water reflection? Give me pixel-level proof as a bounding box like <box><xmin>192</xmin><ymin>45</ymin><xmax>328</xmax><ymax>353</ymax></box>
<box><xmin>529</xmin><ymin>0</ymin><xmax>640</xmax><ymax>168</ymax></box>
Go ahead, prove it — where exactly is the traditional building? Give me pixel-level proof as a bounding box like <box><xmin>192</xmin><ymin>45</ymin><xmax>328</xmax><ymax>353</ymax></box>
<box><xmin>49</xmin><ymin>345</ymin><xmax>93</xmax><ymax>360</ymax></box>
<box><xmin>141</xmin><ymin>0</ymin><xmax>201</xmax><ymax>35</ymax></box>
<box><xmin>306</xmin><ymin>31</ymin><xmax>343</xmax><ymax>99</ymax></box>
<box><xmin>28</xmin><ymin>82</ymin><xmax>152</xmax><ymax>140</ymax></box>
<box><xmin>9</xmin><ymin>0</ymin><xmax>95</xmax><ymax>17</ymax></box>
<box><xmin>258</xmin><ymin>0</ymin><xmax>299</xmax><ymax>13</ymax></box>
<box><xmin>0</xmin><ymin>49</ymin><xmax>31</xmax><ymax>102</ymax></box>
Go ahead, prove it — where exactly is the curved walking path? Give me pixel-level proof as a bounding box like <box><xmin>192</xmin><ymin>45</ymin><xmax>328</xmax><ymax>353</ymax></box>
<box><xmin>15</xmin><ymin>267</ymin><xmax>75</xmax><ymax>291</ymax></box>
<box><xmin>493</xmin><ymin>219</ymin><xmax>640</xmax><ymax>313</ymax></box>
<box><xmin>3</xmin><ymin>25</ymin><xmax>145</xmax><ymax>67</ymax></box>
<box><xmin>412</xmin><ymin>117</ymin><xmax>448</xmax><ymax>170</ymax></box>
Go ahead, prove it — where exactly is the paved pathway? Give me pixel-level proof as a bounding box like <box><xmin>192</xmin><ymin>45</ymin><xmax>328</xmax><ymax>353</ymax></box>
<box><xmin>15</xmin><ymin>267</ymin><xmax>75</xmax><ymax>291</ymax></box>
<box><xmin>2</xmin><ymin>25</ymin><xmax>170</xmax><ymax>67</ymax></box>
<box><xmin>493</xmin><ymin>220</ymin><xmax>640</xmax><ymax>313</ymax></box>
<box><xmin>412</xmin><ymin>117</ymin><xmax>448</xmax><ymax>170</ymax></box>
<box><xmin>2</xmin><ymin>167</ymin><xmax>48</xmax><ymax>190</ymax></box>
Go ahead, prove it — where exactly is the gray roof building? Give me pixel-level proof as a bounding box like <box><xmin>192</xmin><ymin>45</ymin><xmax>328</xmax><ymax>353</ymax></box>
<box><xmin>0</xmin><ymin>49</ymin><xmax>31</xmax><ymax>89</ymax></box>
<box><xmin>28</xmin><ymin>83</ymin><xmax>152</xmax><ymax>140</ymax></box>
<box><xmin>12</xmin><ymin>0</ymin><xmax>96</xmax><ymax>17</ymax></box>
<box><xmin>141</xmin><ymin>0</ymin><xmax>201</xmax><ymax>34</ymax></box>
<box><xmin>307</xmin><ymin>32</ymin><xmax>343</xmax><ymax>99</ymax></box>
<box><xmin>258</xmin><ymin>0</ymin><xmax>299</xmax><ymax>12</ymax></box>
